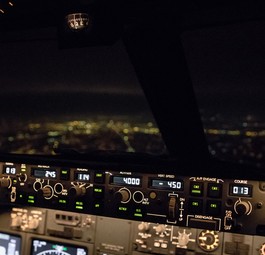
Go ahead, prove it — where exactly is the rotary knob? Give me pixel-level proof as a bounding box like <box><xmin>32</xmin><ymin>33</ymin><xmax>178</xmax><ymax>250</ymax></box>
<box><xmin>38</xmin><ymin>186</ymin><xmax>53</xmax><ymax>199</ymax></box>
<box><xmin>138</xmin><ymin>222</ymin><xmax>150</xmax><ymax>232</ymax></box>
<box><xmin>115</xmin><ymin>188</ymin><xmax>131</xmax><ymax>203</ymax></box>
<box><xmin>69</xmin><ymin>186</ymin><xmax>86</xmax><ymax>197</ymax></box>
<box><xmin>198</xmin><ymin>230</ymin><xmax>219</xmax><ymax>251</ymax></box>
<box><xmin>155</xmin><ymin>224</ymin><xmax>166</xmax><ymax>234</ymax></box>
<box><xmin>234</xmin><ymin>199</ymin><xmax>252</xmax><ymax>216</ymax></box>
<box><xmin>259</xmin><ymin>243</ymin><xmax>265</xmax><ymax>255</ymax></box>
<box><xmin>0</xmin><ymin>177</ymin><xmax>11</xmax><ymax>188</ymax></box>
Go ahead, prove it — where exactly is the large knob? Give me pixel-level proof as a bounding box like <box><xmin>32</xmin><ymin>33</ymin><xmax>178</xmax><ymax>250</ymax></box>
<box><xmin>114</xmin><ymin>188</ymin><xmax>131</xmax><ymax>203</ymax></box>
<box><xmin>0</xmin><ymin>177</ymin><xmax>11</xmax><ymax>188</ymax></box>
<box><xmin>234</xmin><ymin>199</ymin><xmax>252</xmax><ymax>216</ymax></box>
<box><xmin>69</xmin><ymin>186</ymin><xmax>86</xmax><ymax>197</ymax></box>
<box><xmin>38</xmin><ymin>186</ymin><xmax>53</xmax><ymax>199</ymax></box>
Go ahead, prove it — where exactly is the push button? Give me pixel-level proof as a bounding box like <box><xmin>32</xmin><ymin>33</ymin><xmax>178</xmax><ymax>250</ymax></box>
<box><xmin>206</xmin><ymin>200</ymin><xmax>221</xmax><ymax>216</ymax></box>
<box><xmin>190</xmin><ymin>182</ymin><xmax>203</xmax><ymax>196</ymax></box>
<box><xmin>94</xmin><ymin>172</ymin><xmax>105</xmax><ymax>183</ymax></box>
<box><xmin>188</xmin><ymin>198</ymin><xmax>203</xmax><ymax>214</ymax></box>
<box><xmin>208</xmin><ymin>183</ymin><xmax>222</xmax><ymax>198</ymax></box>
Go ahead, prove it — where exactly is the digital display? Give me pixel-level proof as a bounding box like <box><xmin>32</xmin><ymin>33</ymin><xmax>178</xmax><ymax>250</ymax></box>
<box><xmin>3</xmin><ymin>166</ymin><xmax>17</xmax><ymax>175</ymax></box>
<box><xmin>0</xmin><ymin>232</ymin><xmax>21</xmax><ymax>255</ymax></box>
<box><xmin>32</xmin><ymin>168</ymin><xmax>57</xmax><ymax>179</ymax></box>
<box><xmin>112</xmin><ymin>176</ymin><xmax>142</xmax><ymax>186</ymax></box>
<box><xmin>151</xmin><ymin>179</ymin><xmax>184</xmax><ymax>190</ymax></box>
<box><xmin>75</xmin><ymin>172</ymin><xmax>90</xmax><ymax>182</ymax></box>
<box><xmin>31</xmin><ymin>239</ymin><xmax>88</xmax><ymax>255</ymax></box>
<box><xmin>229</xmin><ymin>184</ymin><xmax>252</xmax><ymax>197</ymax></box>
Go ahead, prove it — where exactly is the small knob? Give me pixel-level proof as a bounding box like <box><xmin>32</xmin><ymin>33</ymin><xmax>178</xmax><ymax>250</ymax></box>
<box><xmin>69</xmin><ymin>186</ymin><xmax>86</xmax><ymax>197</ymax></box>
<box><xmin>138</xmin><ymin>222</ymin><xmax>150</xmax><ymax>232</ymax></box>
<box><xmin>115</xmin><ymin>188</ymin><xmax>131</xmax><ymax>203</ymax></box>
<box><xmin>28</xmin><ymin>218</ymin><xmax>39</xmax><ymax>230</ymax></box>
<box><xmin>155</xmin><ymin>224</ymin><xmax>166</xmax><ymax>234</ymax></box>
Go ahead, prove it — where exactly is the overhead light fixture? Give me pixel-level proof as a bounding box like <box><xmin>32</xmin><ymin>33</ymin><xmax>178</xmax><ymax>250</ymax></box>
<box><xmin>66</xmin><ymin>13</ymin><xmax>90</xmax><ymax>31</ymax></box>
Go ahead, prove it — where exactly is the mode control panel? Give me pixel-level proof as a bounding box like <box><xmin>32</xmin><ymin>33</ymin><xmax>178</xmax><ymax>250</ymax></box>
<box><xmin>0</xmin><ymin>161</ymin><xmax>265</xmax><ymax>236</ymax></box>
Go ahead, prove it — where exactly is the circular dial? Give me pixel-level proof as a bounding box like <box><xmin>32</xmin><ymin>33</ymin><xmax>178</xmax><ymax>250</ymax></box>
<box><xmin>115</xmin><ymin>188</ymin><xmax>131</xmax><ymax>203</ymax></box>
<box><xmin>69</xmin><ymin>186</ymin><xmax>86</xmax><ymax>197</ymax></box>
<box><xmin>197</xmin><ymin>230</ymin><xmax>220</xmax><ymax>251</ymax></box>
<box><xmin>35</xmin><ymin>250</ymin><xmax>72</xmax><ymax>255</ymax></box>
<box><xmin>234</xmin><ymin>199</ymin><xmax>252</xmax><ymax>216</ymax></box>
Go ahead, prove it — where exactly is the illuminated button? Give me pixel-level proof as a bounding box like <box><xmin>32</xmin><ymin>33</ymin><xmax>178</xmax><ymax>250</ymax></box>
<box><xmin>93</xmin><ymin>186</ymin><xmax>104</xmax><ymax>199</ymax></box>
<box><xmin>133</xmin><ymin>208</ymin><xmax>144</xmax><ymax>219</ymax></box>
<box><xmin>93</xmin><ymin>201</ymin><xmax>104</xmax><ymax>212</ymax></box>
<box><xmin>206</xmin><ymin>200</ymin><xmax>221</xmax><ymax>216</ymax></box>
<box><xmin>190</xmin><ymin>182</ymin><xmax>203</xmax><ymax>196</ymax></box>
<box><xmin>117</xmin><ymin>205</ymin><xmax>129</xmax><ymax>217</ymax></box>
<box><xmin>188</xmin><ymin>199</ymin><xmax>203</xmax><ymax>214</ymax></box>
<box><xmin>58</xmin><ymin>198</ymin><xmax>68</xmax><ymax>207</ymax></box>
<box><xmin>208</xmin><ymin>183</ymin><xmax>222</xmax><ymax>198</ymax></box>
<box><xmin>94</xmin><ymin>172</ymin><xmax>105</xmax><ymax>183</ymax></box>
<box><xmin>60</xmin><ymin>168</ymin><xmax>70</xmax><ymax>180</ymax></box>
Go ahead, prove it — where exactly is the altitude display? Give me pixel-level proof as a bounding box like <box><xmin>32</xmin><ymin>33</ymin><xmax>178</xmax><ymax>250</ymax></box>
<box><xmin>151</xmin><ymin>179</ymin><xmax>184</xmax><ymax>190</ymax></box>
<box><xmin>3</xmin><ymin>166</ymin><xmax>16</xmax><ymax>175</ymax></box>
<box><xmin>229</xmin><ymin>184</ymin><xmax>252</xmax><ymax>197</ymax></box>
<box><xmin>32</xmin><ymin>168</ymin><xmax>57</xmax><ymax>179</ymax></box>
<box><xmin>112</xmin><ymin>176</ymin><xmax>142</xmax><ymax>186</ymax></box>
<box><xmin>31</xmin><ymin>239</ymin><xmax>88</xmax><ymax>255</ymax></box>
<box><xmin>0</xmin><ymin>232</ymin><xmax>21</xmax><ymax>255</ymax></box>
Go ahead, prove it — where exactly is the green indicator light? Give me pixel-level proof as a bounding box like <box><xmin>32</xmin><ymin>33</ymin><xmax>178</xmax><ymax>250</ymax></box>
<box><xmin>95</xmin><ymin>204</ymin><xmax>100</xmax><ymax>208</ymax></box>
<box><xmin>76</xmin><ymin>206</ymin><xmax>83</xmax><ymax>210</ymax></box>
<box><xmin>192</xmin><ymin>190</ymin><xmax>201</xmax><ymax>194</ymax></box>
<box><xmin>192</xmin><ymin>202</ymin><xmax>199</xmax><ymax>206</ymax></box>
<box><xmin>193</xmin><ymin>185</ymin><xmax>200</xmax><ymax>189</ymax></box>
<box><xmin>59</xmin><ymin>200</ymin><xmax>67</xmax><ymax>204</ymax></box>
<box><xmin>211</xmin><ymin>186</ymin><xmax>218</xmax><ymax>191</ymax></box>
<box><xmin>96</xmin><ymin>173</ymin><xmax>103</xmax><ymax>177</ymax></box>
<box><xmin>118</xmin><ymin>207</ymin><xmax>127</xmax><ymax>211</ymax></box>
<box><xmin>28</xmin><ymin>200</ymin><xmax>35</xmax><ymax>204</ymax></box>
<box><xmin>134</xmin><ymin>213</ymin><xmax>143</xmax><ymax>217</ymax></box>
<box><xmin>210</xmin><ymin>203</ymin><xmax>217</xmax><ymax>208</ymax></box>
<box><xmin>136</xmin><ymin>209</ymin><xmax>142</xmax><ymax>212</ymax></box>
<box><xmin>28</xmin><ymin>196</ymin><xmax>34</xmax><ymax>199</ymax></box>
<box><xmin>61</xmin><ymin>170</ymin><xmax>68</xmax><ymax>174</ymax></box>
<box><xmin>76</xmin><ymin>201</ymin><xmax>83</xmax><ymax>205</ymax></box>
<box><xmin>63</xmin><ymin>247</ymin><xmax>67</xmax><ymax>251</ymax></box>
<box><xmin>94</xmin><ymin>188</ymin><xmax>102</xmax><ymax>193</ymax></box>
<box><xmin>13</xmin><ymin>180</ymin><xmax>17</xmax><ymax>183</ymax></box>
<box><xmin>19</xmin><ymin>195</ymin><xmax>23</xmax><ymax>198</ymax></box>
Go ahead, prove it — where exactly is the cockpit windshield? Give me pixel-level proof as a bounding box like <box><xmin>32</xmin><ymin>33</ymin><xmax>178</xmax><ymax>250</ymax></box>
<box><xmin>0</xmin><ymin>28</ymin><xmax>167</xmax><ymax>156</ymax></box>
<box><xmin>182</xmin><ymin>21</ymin><xmax>265</xmax><ymax>169</ymax></box>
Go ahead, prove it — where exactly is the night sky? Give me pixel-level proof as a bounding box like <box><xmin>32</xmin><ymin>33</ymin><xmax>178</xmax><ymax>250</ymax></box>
<box><xmin>181</xmin><ymin>20</ymin><xmax>265</xmax><ymax>119</ymax></box>
<box><xmin>0</xmin><ymin>19</ymin><xmax>265</xmax><ymax>122</ymax></box>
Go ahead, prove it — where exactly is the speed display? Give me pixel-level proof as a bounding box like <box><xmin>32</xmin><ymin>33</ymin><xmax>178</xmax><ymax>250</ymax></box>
<box><xmin>150</xmin><ymin>179</ymin><xmax>184</xmax><ymax>190</ymax></box>
<box><xmin>31</xmin><ymin>239</ymin><xmax>88</xmax><ymax>255</ymax></box>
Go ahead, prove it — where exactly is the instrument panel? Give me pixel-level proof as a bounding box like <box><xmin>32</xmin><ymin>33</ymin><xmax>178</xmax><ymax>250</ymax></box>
<box><xmin>0</xmin><ymin>160</ymin><xmax>265</xmax><ymax>237</ymax></box>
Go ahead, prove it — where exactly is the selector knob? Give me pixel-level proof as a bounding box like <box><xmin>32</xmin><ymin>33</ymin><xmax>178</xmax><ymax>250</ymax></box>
<box><xmin>0</xmin><ymin>177</ymin><xmax>11</xmax><ymax>188</ymax></box>
<box><xmin>115</xmin><ymin>188</ymin><xmax>131</xmax><ymax>203</ymax></box>
<box><xmin>138</xmin><ymin>222</ymin><xmax>150</xmax><ymax>232</ymax></box>
<box><xmin>234</xmin><ymin>199</ymin><xmax>252</xmax><ymax>216</ymax></box>
<box><xmin>155</xmin><ymin>224</ymin><xmax>166</xmax><ymax>234</ymax></box>
<box><xmin>69</xmin><ymin>186</ymin><xmax>86</xmax><ymax>197</ymax></box>
<box><xmin>38</xmin><ymin>186</ymin><xmax>53</xmax><ymax>199</ymax></box>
